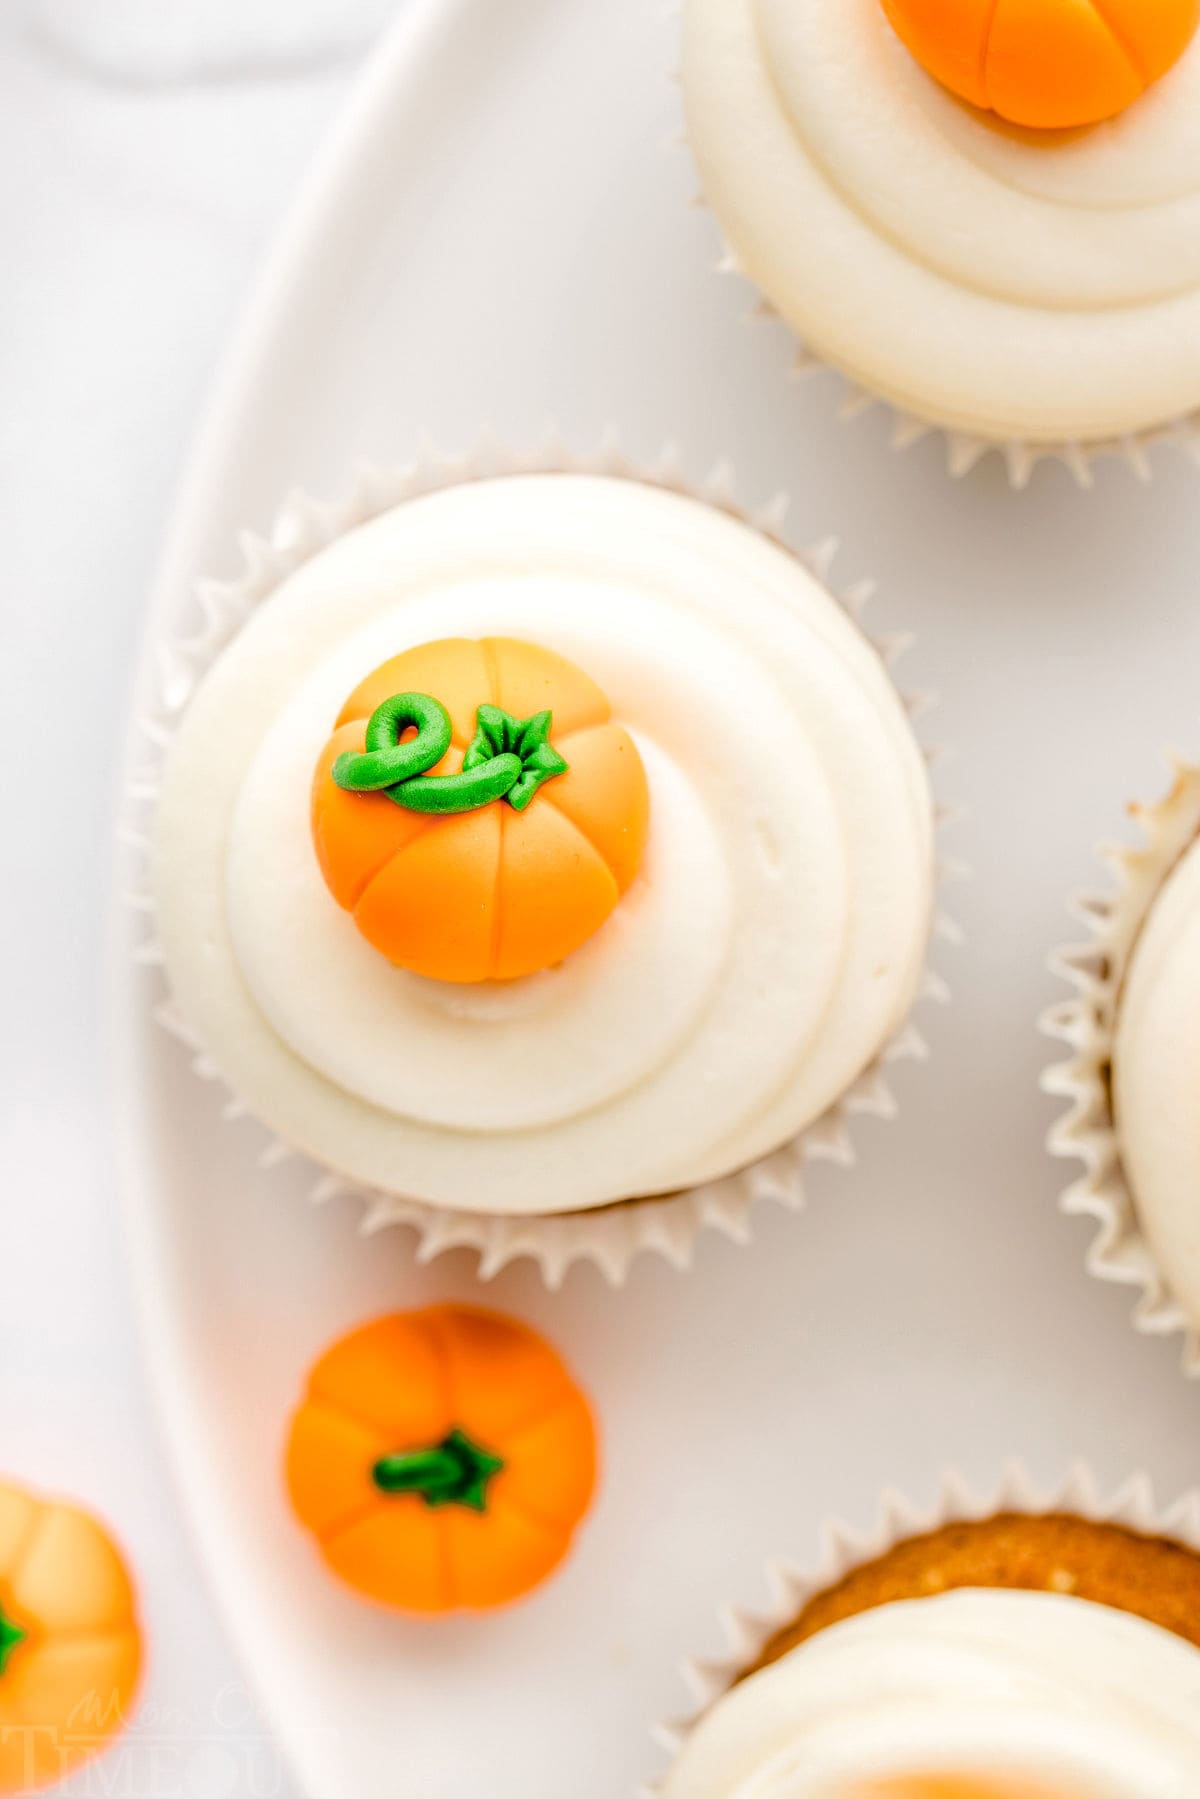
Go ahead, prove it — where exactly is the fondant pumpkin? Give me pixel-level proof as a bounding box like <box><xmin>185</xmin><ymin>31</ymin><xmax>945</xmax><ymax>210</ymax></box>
<box><xmin>285</xmin><ymin>1305</ymin><xmax>598</xmax><ymax>1613</ymax></box>
<box><xmin>881</xmin><ymin>0</ymin><xmax>1200</xmax><ymax>128</ymax></box>
<box><xmin>311</xmin><ymin>637</ymin><xmax>650</xmax><ymax>983</ymax></box>
<box><xmin>0</xmin><ymin>1483</ymin><xmax>141</xmax><ymax>1793</ymax></box>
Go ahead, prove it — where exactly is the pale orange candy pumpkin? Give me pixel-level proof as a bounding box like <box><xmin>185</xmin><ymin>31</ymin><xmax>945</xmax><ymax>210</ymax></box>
<box><xmin>311</xmin><ymin>636</ymin><xmax>650</xmax><ymax>983</ymax></box>
<box><xmin>0</xmin><ymin>1483</ymin><xmax>142</xmax><ymax>1794</ymax></box>
<box><xmin>285</xmin><ymin>1305</ymin><xmax>598</xmax><ymax>1613</ymax></box>
<box><xmin>881</xmin><ymin>0</ymin><xmax>1200</xmax><ymax>129</ymax></box>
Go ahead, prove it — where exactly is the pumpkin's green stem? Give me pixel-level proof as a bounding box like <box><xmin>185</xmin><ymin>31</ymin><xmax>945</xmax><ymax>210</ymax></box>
<box><xmin>0</xmin><ymin>1605</ymin><xmax>26</xmax><ymax>1677</ymax></box>
<box><xmin>372</xmin><ymin>1427</ymin><xmax>504</xmax><ymax>1513</ymax></box>
<box><xmin>333</xmin><ymin>693</ymin><xmax>568</xmax><ymax>816</ymax></box>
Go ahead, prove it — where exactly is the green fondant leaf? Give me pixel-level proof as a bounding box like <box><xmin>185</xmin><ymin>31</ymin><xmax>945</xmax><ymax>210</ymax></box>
<box><xmin>0</xmin><ymin>1608</ymin><xmax>26</xmax><ymax>1678</ymax></box>
<box><xmin>513</xmin><ymin>710</ymin><xmax>553</xmax><ymax>759</ymax></box>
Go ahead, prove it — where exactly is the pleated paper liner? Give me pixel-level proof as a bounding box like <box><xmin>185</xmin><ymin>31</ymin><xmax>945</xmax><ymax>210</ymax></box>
<box><xmin>1042</xmin><ymin>758</ymin><xmax>1200</xmax><ymax>1377</ymax></box>
<box><xmin>645</xmin><ymin>1460</ymin><xmax>1200</xmax><ymax>1796</ymax></box>
<box><xmin>123</xmin><ymin>434</ymin><xmax>958</xmax><ymax>1288</ymax></box>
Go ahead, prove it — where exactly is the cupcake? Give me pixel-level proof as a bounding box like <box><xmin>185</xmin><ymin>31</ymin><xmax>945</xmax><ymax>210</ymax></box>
<box><xmin>681</xmin><ymin>0</ymin><xmax>1200</xmax><ymax>468</ymax></box>
<box><xmin>659</xmin><ymin>1470</ymin><xmax>1200</xmax><ymax>1795</ymax></box>
<box><xmin>145</xmin><ymin>450</ymin><xmax>938</xmax><ymax>1282</ymax></box>
<box><xmin>1044</xmin><ymin>759</ymin><xmax>1200</xmax><ymax>1374</ymax></box>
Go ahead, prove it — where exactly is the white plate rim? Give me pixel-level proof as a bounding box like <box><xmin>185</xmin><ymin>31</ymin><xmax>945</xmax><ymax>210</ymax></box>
<box><xmin>108</xmin><ymin>4</ymin><xmax>495</xmax><ymax>1790</ymax></box>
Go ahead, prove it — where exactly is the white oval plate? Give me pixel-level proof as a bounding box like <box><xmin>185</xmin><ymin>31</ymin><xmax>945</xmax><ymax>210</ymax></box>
<box><xmin>112</xmin><ymin>1</ymin><xmax>1200</xmax><ymax>1795</ymax></box>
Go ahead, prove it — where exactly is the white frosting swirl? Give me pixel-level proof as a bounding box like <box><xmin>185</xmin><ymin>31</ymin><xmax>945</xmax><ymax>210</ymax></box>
<box><xmin>1114</xmin><ymin>834</ymin><xmax>1200</xmax><ymax>1325</ymax></box>
<box><xmin>682</xmin><ymin>0</ymin><xmax>1200</xmax><ymax>441</ymax></box>
<box><xmin>663</xmin><ymin>1591</ymin><xmax>1200</xmax><ymax>1798</ymax></box>
<box><xmin>154</xmin><ymin>475</ymin><xmax>932</xmax><ymax>1215</ymax></box>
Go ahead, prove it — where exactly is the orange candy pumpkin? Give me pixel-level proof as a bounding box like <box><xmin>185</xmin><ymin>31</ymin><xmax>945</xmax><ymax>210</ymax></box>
<box><xmin>285</xmin><ymin>1306</ymin><xmax>598</xmax><ymax>1613</ymax></box>
<box><xmin>311</xmin><ymin>637</ymin><xmax>649</xmax><ymax>984</ymax></box>
<box><xmin>881</xmin><ymin>0</ymin><xmax>1200</xmax><ymax>128</ymax></box>
<box><xmin>0</xmin><ymin>1483</ymin><xmax>142</xmax><ymax>1794</ymax></box>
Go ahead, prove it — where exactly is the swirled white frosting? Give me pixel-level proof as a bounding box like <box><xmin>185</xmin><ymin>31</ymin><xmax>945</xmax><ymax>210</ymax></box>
<box><xmin>154</xmin><ymin>475</ymin><xmax>932</xmax><ymax>1215</ymax></box>
<box><xmin>682</xmin><ymin>0</ymin><xmax>1200</xmax><ymax>443</ymax></box>
<box><xmin>663</xmin><ymin>1591</ymin><xmax>1200</xmax><ymax>1799</ymax></box>
<box><xmin>1114</xmin><ymin>834</ymin><xmax>1200</xmax><ymax>1324</ymax></box>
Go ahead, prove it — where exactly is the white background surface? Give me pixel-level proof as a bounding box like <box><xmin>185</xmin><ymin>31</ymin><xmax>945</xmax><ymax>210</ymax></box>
<box><xmin>1</xmin><ymin>4</ymin><xmax>392</xmax><ymax>1792</ymax></box>
<box><xmin>9</xmin><ymin>1</ymin><xmax>1200</xmax><ymax>1796</ymax></box>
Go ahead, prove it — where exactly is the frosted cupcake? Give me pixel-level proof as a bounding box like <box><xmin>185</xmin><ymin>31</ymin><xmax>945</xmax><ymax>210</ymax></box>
<box><xmin>681</xmin><ymin>0</ymin><xmax>1200</xmax><ymax>464</ymax></box>
<box><xmin>661</xmin><ymin>1474</ymin><xmax>1200</xmax><ymax>1796</ymax></box>
<box><xmin>1045</xmin><ymin>760</ymin><xmax>1200</xmax><ymax>1373</ymax></box>
<box><xmin>146</xmin><ymin>454</ymin><xmax>937</xmax><ymax>1280</ymax></box>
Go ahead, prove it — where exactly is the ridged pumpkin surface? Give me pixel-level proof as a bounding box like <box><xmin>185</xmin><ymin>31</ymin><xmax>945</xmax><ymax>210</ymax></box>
<box><xmin>881</xmin><ymin>0</ymin><xmax>1200</xmax><ymax>128</ymax></box>
<box><xmin>286</xmin><ymin>1306</ymin><xmax>598</xmax><ymax>1612</ymax></box>
<box><xmin>311</xmin><ymin>637</ymin><xmax>649</xmax><ymax>982</ymax></box>
<box><xmin>0</xmin><ymin>1484</ymin><xmax>141</xmax><ymax>1793</ymax></box>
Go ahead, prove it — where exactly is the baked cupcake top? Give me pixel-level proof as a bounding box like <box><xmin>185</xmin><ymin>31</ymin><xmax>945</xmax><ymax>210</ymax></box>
<box><xmin>154</xmin><ymin>474</ymin><xmax>932</xmax><ymax>1216</ymax></box>
<box><xmin>682</xmin><ymin>0</ymin><xmax>1200</xmax><ymax>442</ymax></box>
<box><xmin>663</xmin><ymin>1588</ymin><xmax>1200</xmax><ymax>1797</ymax></box>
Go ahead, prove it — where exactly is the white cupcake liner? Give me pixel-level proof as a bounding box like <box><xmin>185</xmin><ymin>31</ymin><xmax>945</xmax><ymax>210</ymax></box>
<box><xmin>123</xmin><ymin>432</ymin><xmax>958</xmax><ymax>1288</ymax></box>
<box><xmin>647</xmin><ymin>1459</ymin><xmax>1200</xmax><ymax>1795</ymax></box>
<box><xmin>1041</xmin><ymin>759</ymin><xmax>1200</xmax><ymax>1376</ymax></box>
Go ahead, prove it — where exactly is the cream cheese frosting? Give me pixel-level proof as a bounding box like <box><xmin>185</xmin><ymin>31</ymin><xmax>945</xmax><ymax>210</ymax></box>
<box><xmin>682</xmin><ymin>0</ymin><xmax>1200</xmax><ymax>442</ymax></box>
<box><xmin>663</xmin><ymin>1591</ymin><xmax>1200</xmax><ymax>1799</ymax></box>
<box><xmin>1113</xmin><ymin>833</ymin><xmax>1200</xmax><ymax>1325</ymax></box>
<box><xmin>153</xmin><ymin>474</ymin><xmax>933</xmax><ymax>1216</ymax></box>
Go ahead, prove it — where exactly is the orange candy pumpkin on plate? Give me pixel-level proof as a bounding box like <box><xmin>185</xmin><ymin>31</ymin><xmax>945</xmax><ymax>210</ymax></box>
<box><xmin>0</xmin><ymin>1482</ymin><xmax>142</xmax><ymax>1794</ymax></box>
<box><xmin>285</xmin><ymin>1305</ymin><xmax>599</xmax><ymax>1613</ymax></box>
<box><xmin>310</xmin><ymin>636</ymin><xmax>649</xmax><ymax>983</ymax></box>
<box><xmin>881</xmin><ymin>0</ymin><xmax>1200</xmax><ymax>129</ymax></box>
